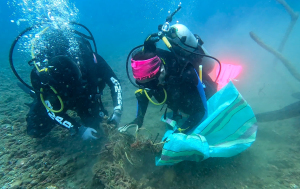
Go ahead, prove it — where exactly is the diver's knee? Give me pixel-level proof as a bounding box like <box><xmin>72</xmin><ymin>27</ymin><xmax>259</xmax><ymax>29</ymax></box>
<box><xmin>27</xmin><ymin>128</ymin><xmax>46</xmax><ymax>138</ymax></box>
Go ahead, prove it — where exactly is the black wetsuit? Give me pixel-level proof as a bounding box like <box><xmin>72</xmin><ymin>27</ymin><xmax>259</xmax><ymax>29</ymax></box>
<box><xmin>134</xmin><ymin>49</ymin><xmax>217</xmax><ymax>133</ymax></box>
<box><xmin>26</xmin><ymin>38</ymin><xmax>122</xmax><ymax>138</ymax></box>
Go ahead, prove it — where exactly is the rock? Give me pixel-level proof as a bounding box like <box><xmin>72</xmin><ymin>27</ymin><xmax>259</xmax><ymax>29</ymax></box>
<box><xmin>1</xmin><ymin>119</ymin><xmax>12</xmax><ymax>124</ymax></box>
<box><xmin>22</xmin><ymin>178</ymin><xmax>32</xmax><ymax>185</ymax></box>
<box><xmin>0</xmin><ymin>171</ymin><xmax>4</xmax><ymax>179</ymax></box>
<box><xmin>46</xmin><ymin>186</ymin><xmax>57</xmax><ymax>189</ymax></box>
<box><xmin>1</xmin><ymin>124</ymin><xmax>12</xmax><ymax>129</ymax></box>
<box><xmin>16</xmin><ymin>158</ymin><xmax>28</xmax><ymax>167</ymax></box>
<box><xmin>30</xmin><ymin>179</ymin><xmax>38</xmax><ymax>186</ymax></box>
<box><xmin>163</xmin><ymin>168</ymin><xmax>176</xmax><ymax>184</ymax></box>
<box><xmin>3</xmin><ymin>96</ymin><xmax>15</xmax><ymax>103</ymax></box>
<box><xmin>10</xmin><ymin>180</ymin><xmax>22</xmax><ymax>189</ymax></box>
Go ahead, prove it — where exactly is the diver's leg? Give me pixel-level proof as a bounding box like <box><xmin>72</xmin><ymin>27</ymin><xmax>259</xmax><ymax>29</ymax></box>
<box><xmin>26</xmin><ymin>101</ymin><xmax>56</xmax><ymax>138</ymax></box>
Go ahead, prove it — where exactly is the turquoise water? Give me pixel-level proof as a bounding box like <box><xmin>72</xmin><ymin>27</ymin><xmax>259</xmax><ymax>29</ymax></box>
<box><xmin>1</xmin><ymin>0</ymin><xmax>299</xmax><ymax>64</ymax></box>
<box><xmin>0</xmin><ymin>0</ymin><xmax>300</xmax><ymax>188</ymax></box>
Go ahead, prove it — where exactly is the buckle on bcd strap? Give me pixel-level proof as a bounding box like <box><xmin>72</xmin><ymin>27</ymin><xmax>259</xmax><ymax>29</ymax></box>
<box><xmin>177</xmin><ymin>127</ymin><xmax>189</xmax><ymax>133</ymax></box>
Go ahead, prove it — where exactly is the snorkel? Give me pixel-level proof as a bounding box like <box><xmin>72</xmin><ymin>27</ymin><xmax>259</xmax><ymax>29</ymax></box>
<box><xmin>9</xmin><ymin>22</ymin><xmax>97</xmax><ymax>113</ymax></box>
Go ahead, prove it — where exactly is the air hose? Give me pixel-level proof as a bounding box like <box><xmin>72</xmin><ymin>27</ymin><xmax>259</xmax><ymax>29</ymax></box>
<box><xmin>135</xmin><ymin>88</ymin><xmax>167</xmax><ymax>106</ymax></box>
<box><xmin>40</xmin><ymin>87</ymin><xmax>64</xmax><ymax>113</ymax></box>
<box><xmin>29</xmin><ymin>27</ymin><xmax>64</xmax><ymax>113</ymax></box>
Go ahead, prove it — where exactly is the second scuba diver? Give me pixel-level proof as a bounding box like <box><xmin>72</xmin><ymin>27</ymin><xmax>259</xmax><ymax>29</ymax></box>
<box><xmin>22</xmin><ymin>28</ymin><xmax>123</xmax><ymax>140</ymax></box>
<box><xmin>119</xmin><ymin>21</ymin><xmax>217</xmax><ymax>133</ymax></box>
<box><xmin>119</xmin><ymin>24</ymin><xmax>216</xmax><ymax>134</ymax></box>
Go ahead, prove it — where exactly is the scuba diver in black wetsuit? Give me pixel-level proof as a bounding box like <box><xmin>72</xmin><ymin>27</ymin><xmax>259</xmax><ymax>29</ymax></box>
<box><xmin>10</xmin><ymin>26</ymin><xmax>122</xmax><ymax>140</ymax></box>
<box><xmin>119</xmin><ymin>39</ymin><xmax>208</xmax><ymax>134</ymax></box>
<box><xmin>119</xmin><ymin>5</ymin><xmax>220</xmax><ymax>134</ymax></box>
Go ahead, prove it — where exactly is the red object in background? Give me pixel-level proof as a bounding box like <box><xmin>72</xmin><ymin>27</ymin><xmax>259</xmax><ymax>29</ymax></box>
<box><xmin>215</xmin><ymin>63</ymin><xmax>242</xmax><ymax>91</ymax></box>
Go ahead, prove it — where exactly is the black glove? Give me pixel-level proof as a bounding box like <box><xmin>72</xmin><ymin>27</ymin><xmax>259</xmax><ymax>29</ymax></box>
<box><xmin>118</xmin><ymin>117</ymin><xmax>143</xmax><ymax>133</ymax></box>
<box><xmin>131</xmin><ymin>117</ymin><xmax>143</xmax><ymax>128</ymax></box>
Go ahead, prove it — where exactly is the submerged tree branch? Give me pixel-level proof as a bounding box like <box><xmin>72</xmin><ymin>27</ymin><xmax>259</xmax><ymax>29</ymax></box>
<box><xmin>276</xmin><ymin>0</ymin><xmax>299</xmax><ymax>21</ymax></box>
<box><xmin>276</xmin><ymin>0</ymin><xmax>299</xmax><ymax>52</ymax></box>
<box><xmin>249</xmin><ymin>32</ymin><xmax>300</xmax><ymax>82</ymax></box>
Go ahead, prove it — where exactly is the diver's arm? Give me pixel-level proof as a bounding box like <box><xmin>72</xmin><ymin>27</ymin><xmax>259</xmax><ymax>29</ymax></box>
<box><xmin>30</xmin><ymin>70</ymin><xmax>82</xmax><ymax>134</ymax></box>
<box><xmin>30</xmin><ymin>95</ymin><xmax>82</xmax><ymax>134</ymax></box>
<box><xmin>117</xmin><ymin>92</ymin><xmax>148</xmax><ymax>132</ymax></box>
<box><xmin>132</xmin><ymin>91</ymin><xmax>150</xmax><ymax>127</ymax></box>
<box><xmin>26</xmin><ymin>99</ymin><xmax>55</xmax><ymax>138</ymax></box>
<box><xmin>164</xmin><ymin>78</ymin><xmax>181</xmax><ymax>119</ymax></box>
<box><xmin>42</xmin><ymin>101</ymin><xmax>97</xmax><ymax>139</ymax></box>
<box><xmin>94</xmin><ymin>54</ymin><xmax>122</xmax><ymax>112</ymax></box>
<box><xmin>42</xmin><ymin>100</ymin><xmax>81</xmax><ymax>133</ymax></box>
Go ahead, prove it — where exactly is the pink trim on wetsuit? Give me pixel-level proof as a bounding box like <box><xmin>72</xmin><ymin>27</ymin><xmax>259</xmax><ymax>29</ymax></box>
<box><xmin>131</xmin><ymin>56</ymin><xmax>161</xmax><ymax>81</ymax></box>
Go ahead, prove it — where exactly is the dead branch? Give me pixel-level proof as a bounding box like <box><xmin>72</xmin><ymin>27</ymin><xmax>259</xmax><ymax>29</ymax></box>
<box><xmin>276</xmin><ymin>0</ymin><xmax>299</xmax><ymax>52</ymax></box>
<box><xmin>276</xmin><ymin>0</ymin><xmax>299</xmax><ymax>21</ymax></box>
<box><xmin>250</xmin><ymin>32</ymin><xmax>300</xmax><ymax>82</ymax></box>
